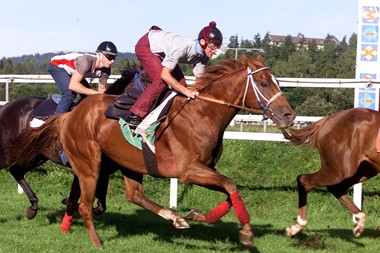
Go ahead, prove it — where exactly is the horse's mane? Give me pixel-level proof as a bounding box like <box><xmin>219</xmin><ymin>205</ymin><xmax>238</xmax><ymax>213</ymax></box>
<box><xmin>195</xmin><ymin>55</ymin><xmax>264</xmax><ymax>91</ymax></box>
<box><xmin>104</xmin><ymin>62</ymin><xmax>143</xmax><ymax>95</ymax></box>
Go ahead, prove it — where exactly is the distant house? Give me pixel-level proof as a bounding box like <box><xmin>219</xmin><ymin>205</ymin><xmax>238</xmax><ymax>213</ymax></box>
<box><xmin>268</xmin><ymin>33</ymin><xmax>339</xmax><ymax>49</ymax></box>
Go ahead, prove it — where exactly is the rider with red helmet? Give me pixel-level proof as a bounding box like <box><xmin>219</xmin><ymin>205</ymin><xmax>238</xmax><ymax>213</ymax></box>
<box><xmin>125</xmin><ymin>22</ymin><xmax>223</xmax><ymax>127</ymax></box>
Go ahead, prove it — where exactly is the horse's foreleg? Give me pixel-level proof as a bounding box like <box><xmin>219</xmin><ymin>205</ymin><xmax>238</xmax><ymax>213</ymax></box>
<box><xmin>61</xmin><ymin>175</ymin><xmax>80</xmax><ymax>233</ymax></box>
<box><xmin>122</xmin><ymin>170</ymin><xmax>189</xmax><ymax>229</ymax></box>
<box><xmin>180</xmin><ymin>165</ymin><xmax>253</xmax><ymax>247</ymax></box>
<box><xmin>9</xmin><ymin>164</ymin><xmax>38</xmax><ymax>219</ymax></box>
<box><xmin>185</xmin><ymin>200</ymin><xmax>231</xmax><ymax>223</ymax></box>
<box><xmin>93</xmin><ymin>166</ymin><xmax>111</xmax><ymax>215</ymax></box>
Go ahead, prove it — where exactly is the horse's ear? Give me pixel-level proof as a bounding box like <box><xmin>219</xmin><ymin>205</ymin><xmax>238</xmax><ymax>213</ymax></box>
<box><xmin>241</xmin><ymin>54</ymin><xmax>249</xmax><ymax>65</ymax></box>
<box><xmin>256</xmin><ymin>55</ymin><xmax>264</xmax><ymax>64</ymax></box>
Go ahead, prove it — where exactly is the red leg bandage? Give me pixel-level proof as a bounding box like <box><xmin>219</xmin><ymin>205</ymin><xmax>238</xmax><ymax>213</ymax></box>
<box><xmin>60</xmin><ymin>212</ymin><xmax>73</xmax><ymax>233</ymax></box>
<box><xmin>230</xmin><ymin>192</ymin><xmax>250</xmax><ymax>225</ymax></box>
<box><xmin>204</xmin><ymin>200</ymin><xmax>231</xmax><ymax>224</ymax></box>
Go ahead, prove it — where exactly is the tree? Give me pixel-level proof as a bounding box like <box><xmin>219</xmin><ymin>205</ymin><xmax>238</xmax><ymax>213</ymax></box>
<box><xmin>227</xmin><ymin>35</ymin><xmax>239</xmax><ymax>48</ymax></box>
<box><xmin>0</xmin><ymin>58</ymin><xmax>13</xmax><ymax>74</ymax></box>
<box><xmin>253</xmin><ymin>33</ymin><xmax>262</xmax><ymax>48</ymax></box>
<box><xmin>314</xmin><ymin>36</ymin><xmax>338</xmax><ymax>78</ymax></box>
<box><xmin>307</xmin><ymin>39</ymin><xmax>319</xmax><ymax>62</ymax></box>
<box><xmin>278</xmin><ymin>35</ymin><xmax>296</xmax><ymax>61</ymax></box>
<box><xmin>272</xmin><ymin>50</ymin><xmax>315</xmax><ymax>77</ymax></box>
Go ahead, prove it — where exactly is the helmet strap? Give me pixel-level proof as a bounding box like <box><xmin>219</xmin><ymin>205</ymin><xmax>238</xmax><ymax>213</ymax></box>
<box><xmin>199</xmin><ymin>39</ymin><xmax>207</xmax><ymax>49</ymax></box>
<box><xmin>97</xmin><ymin>52</ymin><xmax>104</xmax><ymax>68</ymax></box>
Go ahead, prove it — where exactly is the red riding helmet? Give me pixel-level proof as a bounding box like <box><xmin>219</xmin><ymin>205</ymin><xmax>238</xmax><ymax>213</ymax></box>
<box><xmin>198</xmin><ymin>21</ymin><xmax>223</xmax><ymax>49</ymax></box>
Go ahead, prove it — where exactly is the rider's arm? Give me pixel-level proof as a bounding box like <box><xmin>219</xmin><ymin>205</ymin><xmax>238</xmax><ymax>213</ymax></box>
<box><xmin>161</xmin><ymin>67</ymin><xmax>198</xmax><ymax>98</ymax></box>
<box><xmin>68</xmin><ymin>70</ymin><xmax>100</xmax><ymax>95</ymax></box>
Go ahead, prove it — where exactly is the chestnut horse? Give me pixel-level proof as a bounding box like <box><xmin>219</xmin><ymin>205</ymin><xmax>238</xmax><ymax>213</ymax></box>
<box><xmin>283</xmin><ymin>108</ymin><xmax>380</xmax><ymax>237</ymax></box>
<box><xmin>0</xmin><ymin>64</ymin><xmax>149</xmax><ymax>219</ymax></box>
<box><xmin>8</xmin><ymin>55</ymin><xmax>295</xmax><ymax>247</ymax></box>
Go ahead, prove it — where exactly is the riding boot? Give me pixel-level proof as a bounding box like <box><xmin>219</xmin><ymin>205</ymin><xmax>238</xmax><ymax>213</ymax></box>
<box><xmin>125</xmin><ymin>113</ymin><xmax>142</xmax><ymax>128</ymax></box>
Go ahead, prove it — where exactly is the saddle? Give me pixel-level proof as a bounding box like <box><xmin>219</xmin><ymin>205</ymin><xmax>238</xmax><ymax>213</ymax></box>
<box><xmin>105</xmin><ymin>87</ymin><xmax>175</xmax><ymax>178</ymax></box>
<box><xmin>104</xmin><ymin>88</ymin><xmax>143</xmax><ymax>120</ymax></box>
<box><xmin>104</xmin><ymin>87</ymin><xmax>173</xmax><ymax>121</ymax></box>
<box><xmin>31</xmin><ymin>94</ymin><xmax>80</xmax><ymax>120</ymax></box>
<box><xmin>31</xmin><ymin>97</ymin><xmax>58</xmax><ymax>120</ymax></box>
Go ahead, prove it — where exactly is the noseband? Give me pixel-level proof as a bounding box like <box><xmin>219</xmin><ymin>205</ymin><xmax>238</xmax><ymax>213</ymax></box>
<box><xmin>244</xmin><ymin>67</ymin><xmax>283</xmax><ymax>118</ymax></box>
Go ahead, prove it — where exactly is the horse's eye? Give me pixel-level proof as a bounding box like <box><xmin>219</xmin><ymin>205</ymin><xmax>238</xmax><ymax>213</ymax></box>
<box><xmin>261</xmin><ymin>82</ymin><xmax>267</xmax><ymax>87</ymax></box>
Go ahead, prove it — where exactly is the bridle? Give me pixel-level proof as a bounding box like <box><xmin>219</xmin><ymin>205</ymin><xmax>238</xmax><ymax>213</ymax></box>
<box><xmin>197</xmin><ymin>67</ymin><xmax>284</xmax><ymax>118</ymax></box>
<box><xmin>156</xmin><ymin>66</ymin><xmax>285</xmax><ymax>137</ymax></box>
<box><xmin>134</xmin><ymin>70</ymin><xmax>147</xmax><ymax>91</ymax></box>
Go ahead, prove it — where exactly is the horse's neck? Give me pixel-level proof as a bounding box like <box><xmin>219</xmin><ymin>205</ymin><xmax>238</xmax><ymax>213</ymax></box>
<box><xmin>182</xmin><ymin>97</ymin><xmax>239</xmax><ymax>134</ymax></box>
<box><xmin>194</xmin><ymin>83</ymin><xmax>243</xmax><ymax>131</ymax></box>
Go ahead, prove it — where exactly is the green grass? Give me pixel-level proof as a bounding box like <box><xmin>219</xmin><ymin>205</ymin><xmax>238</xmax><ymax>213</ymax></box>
<box><xmin>0</xmin><ymin>141</ymin><xmax>379</xmax><ymax>253</ymax></box>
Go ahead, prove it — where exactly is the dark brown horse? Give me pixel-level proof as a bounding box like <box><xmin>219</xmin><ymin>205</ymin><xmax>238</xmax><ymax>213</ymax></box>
<box><xmin>283</xmin><ymin>108</ymin><xmax>380</xmax><ymax>237</ymax></box>
<box><xmin>0</xmin><ymin>63</ymin><xmax>149</xmax><ymax>219</ymax></box>
<box><xmin>8</xmin><ymin>55</ymin><xmax>295</xmax><ymax>247</ymax></box>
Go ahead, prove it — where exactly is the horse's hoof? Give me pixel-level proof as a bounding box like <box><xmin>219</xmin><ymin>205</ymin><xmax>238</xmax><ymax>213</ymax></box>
<box><xmin>239</xmin><ymin>230</ymin><xmax>254</xmax><ymax>247</ymax></box>
<box><xmin>285</xmin><ymin>226</ymin><xmax>295</xmax><ymax>237</ymax></box>
<box><xmin>93</xmin><ymin>206</ymin><xmax>106</xmax><ymax>216</ymax></box>
<box><xmin>26</xmin><ymin>207</ymin><xmax>37</xmax><ymax>220</ymax></box>
<box><xmin>184</xmin><ymin>209</ymin><xmax>202</xmax><ymax>221</ymax></box>
<box><xmin>173</xmin><ymin>217</ymin><xmax>190</xmax><ymax>229</ymax></box>
<box><xmin>353</xmin><ymin>225</ymin><xmax>364</xmax><ymax>237</ymax></box>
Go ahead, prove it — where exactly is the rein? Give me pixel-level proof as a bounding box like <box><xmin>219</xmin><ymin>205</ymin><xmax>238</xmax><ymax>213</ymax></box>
<box><xmin>197</xmin><ymin>67</ymin><xmax>283</xmax><ymax>116</ymax></box>
<box><xmin>196</xmin><ymin>95</ymin><xmax>263</xmax><ymax>114</ymax></box>
<box><xmin>157</xmin><ymin>66</ymin><xmax>284</xmax><ymax>133</ymax></box>
<box><xmin>134</xmin><ymin>70</ymin><xmax>147</xmax><ymax>91</ymax></box>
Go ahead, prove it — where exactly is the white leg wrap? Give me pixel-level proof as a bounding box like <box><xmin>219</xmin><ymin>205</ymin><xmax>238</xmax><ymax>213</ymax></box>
<box><xmin>285</xmin><ymin>216</ymin><xmax>307</xmax><ymax>236</ymax></box>
<box><xmin>353</xmin><ymin>212</ymin><xmax>366</xmax><ymax>237</ymax></box>
<box><xmin>296</xmin><ymin>215</ymin><xmax>307</xmax><ymax>226</ymax></box>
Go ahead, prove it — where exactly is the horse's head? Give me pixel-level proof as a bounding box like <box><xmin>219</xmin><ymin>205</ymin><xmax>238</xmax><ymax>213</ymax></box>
<box><xmin>105</xmin><ymin>62</ymin><xmax>151</xmax><ymax>95</ymax></box>
<box><xmin>240</xmin><ymin>55</ymin><xmax>296</xmax><ymax>129</ymax></box>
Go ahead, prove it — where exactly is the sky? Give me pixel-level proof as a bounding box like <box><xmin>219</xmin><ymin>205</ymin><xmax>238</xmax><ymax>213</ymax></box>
<box><xmin>0</xmin><ymin>0</ymin><xmax>359</xmax><ymax>58</ymax></box>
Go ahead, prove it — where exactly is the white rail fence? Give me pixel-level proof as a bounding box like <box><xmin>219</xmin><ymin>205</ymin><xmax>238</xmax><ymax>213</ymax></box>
<box><xmin>0</xmin><ymin>75</ymin><xmax>371</xmax><ymax>213</ymax></box>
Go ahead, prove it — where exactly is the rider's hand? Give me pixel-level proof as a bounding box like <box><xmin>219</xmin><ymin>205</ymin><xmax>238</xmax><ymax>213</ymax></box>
<box><xmin>186</xmin><ymin>87</ymin><xmax>199</xmax><ymax>99</ymax></box>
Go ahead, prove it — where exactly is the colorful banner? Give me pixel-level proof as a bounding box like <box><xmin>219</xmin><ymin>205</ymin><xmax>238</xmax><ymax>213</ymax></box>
<box><xmin>355</xmin><ymin>1</ymin><xmax>380</xmax><ymax>109</ymax></box>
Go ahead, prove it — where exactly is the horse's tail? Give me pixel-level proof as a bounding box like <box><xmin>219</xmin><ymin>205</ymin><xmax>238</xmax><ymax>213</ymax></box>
<box><xmin>6</xmin><ymin>115</ymin><xmax>61</xmax><ymax>167</ymax></box>
<box><xmin>282</xmin><ymin>115</ymin><xmax>330</xmax><ymax>148</ymax></box>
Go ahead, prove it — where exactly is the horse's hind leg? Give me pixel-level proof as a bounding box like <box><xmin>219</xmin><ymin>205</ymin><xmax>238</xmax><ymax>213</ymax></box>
<box><xmin>121</xmin><ymin>168</ymin><xmax>189</xmax><ymax>229</ymax></box>
<box><xmin>60</xmin><ymin>168</ymin><xmax>111</xmax><ymax>233</ymax></box>
<box><xmin>9</xmin><ymin>164</ymin><xmax>38</xmax><ymax>219</ymax></box>
<box><xmin>285</xmin><ymin>166</ymin><xmax>346</xmax><ymax>237</ymax></box>
<box><xmin>327</xmin><ymin>163</ymin><xmax>378</xmax><ymax>237</ymax></box>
